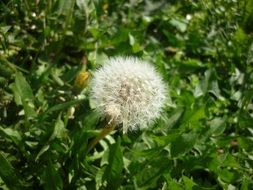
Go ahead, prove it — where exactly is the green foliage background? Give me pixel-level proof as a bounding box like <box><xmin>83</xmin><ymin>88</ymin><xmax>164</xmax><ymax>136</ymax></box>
<box><xmin>0</xmin><ymin>0</ymin><xmax>253</xmax><ymax>189</ymax></box>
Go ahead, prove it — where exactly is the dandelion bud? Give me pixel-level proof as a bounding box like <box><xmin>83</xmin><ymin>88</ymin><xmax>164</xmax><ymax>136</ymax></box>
<box><xmin>91</xmin><ymin>56</ymin><xmax>166</xmax><ymax>132</ymax></box>
<box><xmin>74</xmin><ymin>71</ymin><xmax>89</xmax><ymax>89</ymax></box>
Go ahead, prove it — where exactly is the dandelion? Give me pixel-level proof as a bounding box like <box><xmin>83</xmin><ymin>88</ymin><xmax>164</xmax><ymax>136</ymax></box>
<box><xmin>91</xmin><ymin>56</ymin><xmax>166</xmax><ymax>133</ymax></box>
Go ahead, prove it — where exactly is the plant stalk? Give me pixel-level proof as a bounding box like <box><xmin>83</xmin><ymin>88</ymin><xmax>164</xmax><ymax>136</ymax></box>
<box><xmin>87</xmin><ymin>120</ymin><xmax>117</xmax><ymax>153</ymax></box>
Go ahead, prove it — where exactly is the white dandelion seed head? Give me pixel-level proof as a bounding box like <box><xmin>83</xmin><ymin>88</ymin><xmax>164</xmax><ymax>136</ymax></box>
<box><xmin>90</xmin><ymin>56</ymin><xmax>166</xmax><ymax>132</ymax></box>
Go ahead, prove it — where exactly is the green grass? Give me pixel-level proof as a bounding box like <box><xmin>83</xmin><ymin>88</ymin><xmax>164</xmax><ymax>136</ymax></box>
<box><xmin>0</xmin><ymin>0</ymin><xmax>253</xmax><ymax>189</ymax></box>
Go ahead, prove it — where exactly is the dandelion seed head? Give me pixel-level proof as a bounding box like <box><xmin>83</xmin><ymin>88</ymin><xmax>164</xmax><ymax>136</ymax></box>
<box><xmin>91</xmin><ymin>56</ymin><xmax>166</xmax><ymax>132</ymax></box>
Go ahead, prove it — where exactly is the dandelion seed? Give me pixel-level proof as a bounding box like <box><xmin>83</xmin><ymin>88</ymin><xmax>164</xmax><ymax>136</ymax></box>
<box><xmin>91</xmin><ymin>56</ymin><xmax>166</xmax><ymax>132</ymax></box>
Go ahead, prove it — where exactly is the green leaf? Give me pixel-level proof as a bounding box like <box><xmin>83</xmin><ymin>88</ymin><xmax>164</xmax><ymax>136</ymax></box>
<box><xmin>0</xmin><ymin>62</ymin><xmax>12</xmax><ymax>78</ymax></box>
<box><xmin>218</xmin><ymin>169</ymin><xmax>238</xmax><ymax>183</ymax></box>
<box><xmin>237</xmin><ymin>137</ymin><xmax>253</xmax><ymax>151</ymax></box>
<box><xmin>0</xmin><ymin>26</ymin><xmax>11</xmax><ymax>34</ymax></box>
<box><xmin>168</xmin><ymin>181</ymin><xmax>184</xmax><ymax>190</ymax></box>
<box><xmin>181</xmin><ymin>105</ymin><xmax>206</xmax><ymax>126</ymax></box>
<box><xmin>43</xmin><ymin>160</ymin><xmax>63</xmax><ymax>190</ymax></box>
<box><xmin>182</xmin><ymin>176</ymin><xmax>195</xmax><ymax>190</ymax></box>
<box><xmin>170</xmin><ymin>132</ymin><xmax>198</xmax><ymax>157</ymax></box>
<box><xmin>129</xmin><ymin>34</ymin><xmax>142</xmax><ymax>53</ymax></box>
<box><xmin>222</xmin><ymin>154</ymin><xmax>240</xmax><ymax>168</ymax></box>
<box><xmin>241</xmin><ymin>177</ymin><xmax>251</xmax><ymax>190</ymax></box>
<box><xmin>13</xmin><ymin>72</ymin><xmax>37</xmax><ymax>119</ymax></box>
<box><xmin>0</xmin><ymin>152</ymin><xmax>21</xmax><ymax>189</ymax></box>
<box><xmin>152</xmin><ymin>130</ymin><xmax>180</xmax><ymax>146</ymax></box>
<box><xmin>156</xmin><ymin>108</ymin><xmax>184</xmax><ymax>131</ymax></box>
<box><xmin>50</xmin><ymin>115</ymin><xmax>68</xmax><ymax>140</ymax></box>
<box><xmin>209</xmin><ymin>117</ymin><xmax>226</xmax><ymax>136</ymax></box>
<box><xmin>0</xmin><ymin>126</ymin><xmax>22</xmax><ymax>146</ymax></box>
<box><xmin>57</xmin><ymin>0</ymin><xmax>73</xmax><ymax>15</ymax></box>
<box><xmin>234</xmin><ymin>27</ymin><xmax>247</xmax><ymax>42</ymax></box>
<box><xmin>0</xmin><ymin>77</ymin><xmax>7</xmax><ymax>87</ymax></box>
<box><xmin>15</xmin><ymin>72</ymin><xmax>34</xmax><ymax>101</ymax></box>
<box><xmin>76</xmin><ymin>0</ymin><xmax>87</xmax><ymax>11</ymax></box>
<box><xmin>81</xmin><ymin>111</ymin><xmax>101</xmax><ymax>130</ymax></box>
<box><xmin>188</xmin><ymin>106</ymin><xmax>206</xmax><ymax>123</ymax></box>
<box><xmin>170</xmin><ymin>18</ymin><xmax>187</xmax><ymax>32</ymax></box>
<box><xmin>238</xmin><ymin>110</ymin><xmax>253</xmax><ymax>128</ymax></box>
<box><xmin>178</xmin><ymin>59</ymin><xmax>204</xmax><ymax>74</ymax></box>
<box><xmin>199</xmin><ymin>69</ymin><xmax>223</xmax><ymax>99</ymax></box>
<box><xmin>35</xmin><ymin>145</ymin><xmax>50</xmax><ymax>162</ymax></box>
<box><xmin>103</xmin><ymin>136</ymin><xmax>123</xmax><ymax>189</ymax></box>
<box><xmin>134</xmin><ymin>157</ymin><xmax>172</xmax><ymax>190</ymax></box>
<box><xmin>164</xmin><ymin>173</ymin><xmax>184</xmax><ymax>190</ymax></box>
<box><xmin>40</xmin><ymin>99</ymin><xmax>85</xmax><ymax>121</ymax></box>
<box><xmin>95</xmin><ymin>167</ymin><xmax>106</xmax><ymax>190</ymax></box>
<box><xmin>88</xmin><ymin>27</ymin><xmax>100</xmax><ymax>38</ymax></box>
<box><xmin>46</xmin><ymin>99</ymin><xmax>84</xmax><ymax>114</ymax></box>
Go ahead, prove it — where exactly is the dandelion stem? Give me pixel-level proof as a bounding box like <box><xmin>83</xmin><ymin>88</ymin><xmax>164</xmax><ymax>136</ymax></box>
<box><xmin>87</xmin><ymin>120</ymin><xmax>117</xmax><ymax>153</ymax></box>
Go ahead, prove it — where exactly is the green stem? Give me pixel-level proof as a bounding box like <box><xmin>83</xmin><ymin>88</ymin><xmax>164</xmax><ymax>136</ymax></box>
<box><xmin>87</xmin><ymin>120</ymin><xmax>117</xmax><ymax>153</ymax></box>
